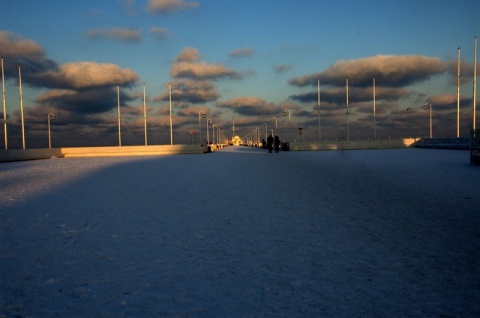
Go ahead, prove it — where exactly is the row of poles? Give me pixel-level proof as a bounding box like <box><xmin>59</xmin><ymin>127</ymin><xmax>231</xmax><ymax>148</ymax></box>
<box><xmin>2</xmin><ymin>38</ymin><xmax>477</xmax><ymax>149</ymax></box>
<box><xmin>197</xmin><ymin>110</ymin><xmax>229</xmax><ymax>145</ymax></box>
<box><xmin>118</xmin><ymin>83</ymin><xmax>229</xmax><ymax>148</ymax></box>
<box><xmin>315</xmin><ymin>38</ymin><xmax>477</xmax><ymax>141</ymax></box>
<box><xmin>239</xmin><ymin>39</ymin><xmax>478</xmax><ymax>144</ymax></box>
<box><xmin>2</xmin><ymin>66</ymin><xmax>227</xmax><ymax>149</ymax></box>
<box><xmin>1</xmin><ymin>56</ymin><xmax>174</xmax><ymax>150</ymax></box>
<box><xmin>2</xmin><ymin>61</ymin><xmax>25</xmax><ymax>149</ymax></box>
<box><xmin>242</xmin><ymin>109</ymin><xmax>290</xmax><ymax>146</ymax></box>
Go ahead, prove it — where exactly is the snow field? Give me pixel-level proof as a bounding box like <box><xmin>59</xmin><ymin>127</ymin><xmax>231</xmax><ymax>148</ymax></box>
<box><xmin>1</xmin><ymin>147</ymin><xmax>479</xmax><ymax>317</ymax></box>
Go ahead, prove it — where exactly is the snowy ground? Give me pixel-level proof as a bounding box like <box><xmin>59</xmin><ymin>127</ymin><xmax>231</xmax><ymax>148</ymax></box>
<box><xmin>1</xmin><ymin>147</ymin><xmax>479</xmax><ymax>317</ymax></box>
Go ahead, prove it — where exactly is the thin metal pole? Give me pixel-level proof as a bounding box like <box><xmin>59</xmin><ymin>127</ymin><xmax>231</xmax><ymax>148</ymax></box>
<box><xmin>457</xmin><ymin>47</ymin><xmax>461</xmax><ymax>137</ymax></box>
<box><xmin>232</xmin><ymin>113</ymin><xmax>235</xmax><ymax>140</ymax></box>
<box><xmin>18</xmin><ymin>65</ymin><xmax>25</xmax><ymax>149</ymax></box>
<box><xmin>283</xmin><ymin>109</ymin><xmax>291</xmax><ymax>140</ymax></box>
<box><xmin>474</xmin><ymin>36</ymin><xmax>477</xmax><ymax>130</ymax></box>
<box><xmin>346</xmin><ymin>77</ymin><xmax>349</xmax><ymax>141</ymax></box>
<box><xmin>430</xmin><ymin>104</ymin><xmax>433</xmax><ymax>138</ymax></box>
<box><xmin>271</xmin><ymin>117</ymin><xmax>277</xmax><ymax>137</ymax></box>
<box><xmin>48</xmin><ymin>113</ymin><xmax>54</xmax><ymax>149</ymax></box>
<box><xmin>206</xmin><ymin>119</ymin><xmax>211</xmax><ymax>144</ymax></box>
<box><xmin>198</xmin><ymin>112</ymin><xmax>202</xmax><ymax>144</ymax></box>
<box><xmin>143</xmin><ymin>84</ymin><xmax>147</xmax><ymax>145</ymax></box>
<box><xmin>169</xmin><ymin>83</ymin><xmax>173</xmax><ymax>145</ymax></box>
<box><xmin>318</xmin><ymin>78</ymin><xmax>321</xmax><ymax>141</ymax></box>
<box><xmin>1</xmin><ymin>57</ymin><xmax>7</xmax><ymax>149</ymax></box>
<box><xmin>288</xmin><ymin>109</ymin><xmax>292</xmax><ymax>141</ymax></box>
<box><xmin>48</xmin><ymin>115</ymin><xmax>51</xmax><ymax>148</ymax></box>
<box><xmin>373</xmin><ymin>77</ymin><xmax>376</xmax><ymax>139</ymax></box>
<box><xmin>117</xmin><ymin>86</ymin><xmax>121</xmax><ymax>146</ymax></box>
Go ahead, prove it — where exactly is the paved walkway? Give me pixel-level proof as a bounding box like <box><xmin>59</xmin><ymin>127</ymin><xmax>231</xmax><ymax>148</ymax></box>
<box><xmin>1</xmin><ymin>147</ymin><xmax>479</xmax><ymax>317</ymax></box>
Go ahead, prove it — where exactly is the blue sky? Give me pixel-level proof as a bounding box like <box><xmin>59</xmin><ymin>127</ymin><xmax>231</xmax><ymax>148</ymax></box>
<box><xmin>1</xmin><ymin>0</ymin><xmax>479</xmax><ymax>148</ymax></box>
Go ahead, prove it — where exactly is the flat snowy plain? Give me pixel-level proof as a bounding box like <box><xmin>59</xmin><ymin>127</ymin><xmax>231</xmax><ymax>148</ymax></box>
<box><xmin>1</xmin><ymin>146</ymin><xmax>479</xmax><ymax>317</ymax></box>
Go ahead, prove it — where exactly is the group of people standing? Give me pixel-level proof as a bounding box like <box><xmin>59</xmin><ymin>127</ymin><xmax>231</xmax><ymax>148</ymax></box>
<box><xmin>265</xmin><ymin>134</ymin><xmax>281</xmax><ymax>153</ymax></box>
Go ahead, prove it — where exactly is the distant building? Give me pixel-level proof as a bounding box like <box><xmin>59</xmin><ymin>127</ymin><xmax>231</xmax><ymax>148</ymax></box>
<box><xmin>231</xmin><ymin>136</ymin><xmax>242</xmax><ymax>145</ymax></box>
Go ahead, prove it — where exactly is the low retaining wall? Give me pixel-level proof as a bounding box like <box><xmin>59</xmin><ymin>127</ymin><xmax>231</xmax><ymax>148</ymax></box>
<box><xmin>0</xmin><ymin>144</ymin><xmax>207</xmax><ymax>162</ymax></box>
<box><xmin>413</xmin><ymin>137</ymin><xmax>470</xmax><ymax>150</ymax></box>
<box><xmin>289</xmin><ymin>138</ymin><xmax>418</xmax><ymax>151</ymax></box>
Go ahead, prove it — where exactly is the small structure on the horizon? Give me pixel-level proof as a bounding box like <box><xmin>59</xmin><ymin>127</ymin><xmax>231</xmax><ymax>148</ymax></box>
<box><xmin>231</xmin><ymin>135</ymin><xmax>242</xmax><ymax>146</ymax></box>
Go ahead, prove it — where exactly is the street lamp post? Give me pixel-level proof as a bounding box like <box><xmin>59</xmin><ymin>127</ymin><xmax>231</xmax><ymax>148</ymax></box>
<box><xmin>168</xmin><ymin>83</ymin><xmax>173</xmax><ymax>145</ymax></box>
<box><xmin>1</xmin><ymin>57</ymin><xmax>7</xmax><ymax>150</ymax></box>
<box><xmin>282</xmin><ymin>108</ymin><xmax>291</xmax><ymax>141</ymax></box>
<box><xmin>346</xmin><ymin>77</ymin><xmax>350</xmax><ymax>141</ymax></box>
<box><xmin>143</xmin><ymin>84</ymin><xmax>147</xmax><ymax>145</ymax></box>
<box><xmin>317</xmin><ymin>78</ymin><xmax>321</xmax><ymax>141</ymax></box>
<box><xmin>271</xmin><ymin>117</ymin><xmax>277</xmax><ymax>137</ymax></box>
<box><xmin>207</xmin><ymin>119</ymin><xmax>212</xmax><ymax>144</ymax></box>
<box><xmin>424</xmin><ymin>102</ymin><xmax>433</xmax><ymax>138</ymax></box>
<box><xmin>48</xmin><ymin>113</ymin><xmax>55</xmax><ymax>149</ymax></box>
<box><xmin>373</xmin><ymin>77</ymin><xmax>376</xmax><ymax>139</ymax></box>
<box><xmin>199</xmin><ymin>110</ymin><xmax>206</xmax><ymax>144</ymax></box>
<box><xmin>117</xmin><ymin>85</ymin><xmax>121</xmax><ymax>146</ymax></box>
<box><xmin>212</xmin><ymin>124</ymin><xmax>216</xmax><ymax>144</ymax></box>
<box><xmin>18</xmin><ymin>65</ymin><xmax>25</xmax><ymax>149</ymax></box>
<box><xmin>474</xmin><ymin>36</ymin><xmax>477</xmax><ymax>130</ymax></box>
<box><xmin>457</xmin><ymin>47</ymin><xmax>461</xmax><ymax>138</ymax></box>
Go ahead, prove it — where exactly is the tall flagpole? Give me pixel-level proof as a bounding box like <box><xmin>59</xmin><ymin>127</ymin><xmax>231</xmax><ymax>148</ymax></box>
<box><xmin>169</xmin><ymin>83</ymin><xmax>173</xmax><ymax>145</ymax></box>
<box><xmin>232</xmin><ymin>113</ymin><xmax>235</xmax><ymax>140</ymax></box>
<box><xmin>457</xmin><ymin>47</ymin><xmax>461</xmax><ymax>137</ymax></box>
<box><xmin>143</xmin><ymin>84</ymin><xmax>147</xmax><ymax>145</ymax></box>
<box><xmin>346</xmin><ymin>77</ymin><xmax>349</xmax><ymax>141</ymax></box>
<box><xmin>317</xmin><ymin>79</ymin><xmax>321</xmax><ymax>141</ymax></box>
<box><xmin>1</xmin><ymin>57</ymin><xmax>7</xmax><ymax>149</ymax></box>
<box><xmin>474</xmin><ymin>36</ymin><xmax>477</xmax><ymax>130</ymax></box>
<box><xmin>117</xmin><ymin>85</ymin><xmax>121</xmax><ymax>146</ymax></box>
<box><xmin>373</xmin><ymin>77</ymin><xmax>376</xmax><ymax>139</ymax></box>
<box><xmin>18</xmin><ymin>65</ymin><xmax>25</xmax><ymax>149</ymax></box>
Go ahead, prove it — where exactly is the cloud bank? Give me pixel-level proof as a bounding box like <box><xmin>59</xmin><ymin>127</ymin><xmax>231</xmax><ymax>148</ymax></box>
<box><xmin>289</xmin><ymin>55</ymin><xmax>446</xmax><ymax>87</ymax></box>
<box><xmin>170</xmin><ymin>48</ymin><xmax>240</xmax><ymax>80</ymax></box>
<box><xmin>217</xmin><ymin>97</ymin><xmax>281</xmax><ymax>116</ymax></box>
<box><xmin>0</xmin><ymin>31</ymin><xmax>57</xmax><ymax>76</ymax></box>
<box><xmin>30</xmin><ymin>61</ymin><xmax>139</xmax><ymax>90</ymax></box>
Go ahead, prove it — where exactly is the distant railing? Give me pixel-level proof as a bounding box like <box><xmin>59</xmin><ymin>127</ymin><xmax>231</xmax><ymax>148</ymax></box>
<box><xmin>414</xmin><ymin>137</ymin><xmax>470</xmax><ymax>150</ymax></box>
<box><xmin>471</xmin><ymin>129</ymin><xmax>480</xmax><ymax>165</ymax></box>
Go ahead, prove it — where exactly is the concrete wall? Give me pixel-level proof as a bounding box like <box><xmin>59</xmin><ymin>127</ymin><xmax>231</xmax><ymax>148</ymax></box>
<box><xmin>288</xmin><ymin>138</ymin><xmax>418</xmax><ymax>151</ymax></box>
<box><xmin>413</xmin><ymin>137</ymin><xmax>470</xmax><ymax>150</ymax></box>
<box><xmin>0</xmin><ymin>144</ymin><xmax>207</xmax><ymax>162</ymax></box>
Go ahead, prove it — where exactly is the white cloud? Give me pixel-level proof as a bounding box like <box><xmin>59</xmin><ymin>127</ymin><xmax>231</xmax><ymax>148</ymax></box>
<box><xmin>289</xmin><ymin>55</ymin><xmax>446</xmax><ymax>87</ymax></box>
<box><xmin>34</xmin><ymin>61</ymin><xmax>139</xmax><ymax>89</ymax></box>
<box><xmin>148</xmin><ymin>0</ymin><xmax>199</xmax><ymax>13</ymax></box>
<box><xmin>149</xmin><ymin>27</ymin><xmax>172</xmax><ymax>41</ymax></box>
<box><xmin>229</xmin><ymin>47</ymin><xmax>254</xmax><ymax>58</ymax></box>
<box><xmin>85</xmin><ymin>28</ymin><xmax>142</xmax><ymax>42</ymax></box>
<box><xmin>171</xmin><ymin>48</ymin><xmax>240</xmax><ymax>80</ymax></box>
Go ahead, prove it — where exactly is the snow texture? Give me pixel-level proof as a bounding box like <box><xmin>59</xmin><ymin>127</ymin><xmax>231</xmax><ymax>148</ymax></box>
<box><xmin>1</xmin><ymin>147</ymin><xmax>479</xmax><ymax>317</ymax></box>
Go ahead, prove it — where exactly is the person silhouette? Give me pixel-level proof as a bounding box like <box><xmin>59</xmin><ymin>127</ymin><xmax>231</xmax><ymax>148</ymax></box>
<box><xmin>267</xmin><ymin>134</ymin><xmax>273</xmax><ymax>153</ymax></box>
<box><xmin>274</xmin><ymin>136</ymin><xmax>281</xmax><ymax>153</ymax></box>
